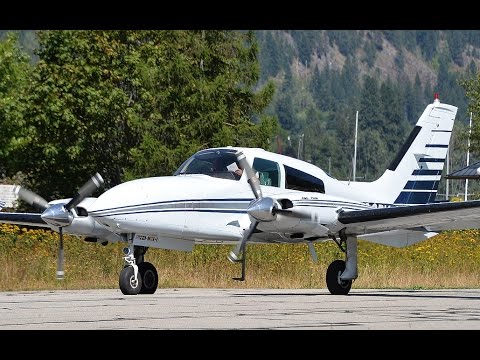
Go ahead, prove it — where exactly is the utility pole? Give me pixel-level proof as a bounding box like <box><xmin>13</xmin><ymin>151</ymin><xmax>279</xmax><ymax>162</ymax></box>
<box><xmin>465</xmin><ymin>112</ymin><xmax>473</xmax><ymax>201</ymax></box>
<box><xmin>297</xmin><ymin>133</ymin><xmax>304</xmax><ymax>160</ymax></box>
<box><xmin>353</xmin><ymin>110</ymin><xmax>359</xmax><ymax>182</ymax></box>
<box><xmin>446</xmin><ymin>146</ymin><xmax>449</xmax><ymax>201</ymax></box>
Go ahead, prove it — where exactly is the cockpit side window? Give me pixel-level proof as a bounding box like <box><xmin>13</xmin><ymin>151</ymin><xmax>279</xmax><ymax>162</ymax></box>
<box><xmin>252</xmin><ymin>158</ymin><xmax>280</xmax><ymax>187</ymax></box>
<box><xmin>284</xmin><ymin>165</ymin><xmax>325</xmax><ymax>193</ymax></box>
<box><xmin>173</xmin><ymin>149</ymin><xmax>242</xmax><ymax>181</ymax></box>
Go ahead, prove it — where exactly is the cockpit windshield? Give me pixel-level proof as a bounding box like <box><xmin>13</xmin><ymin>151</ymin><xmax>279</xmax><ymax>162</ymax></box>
<box><xmin>174</xmin><ymin>148</ymin><xmax>243</xmax><ymax>180</ymax></box>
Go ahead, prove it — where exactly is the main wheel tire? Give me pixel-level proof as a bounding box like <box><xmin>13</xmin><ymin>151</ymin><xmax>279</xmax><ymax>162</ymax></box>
<box><xmin>138</xmin><ymin>262</ymin><xmax>158</xmax><ymax>294</ymax></box>
<box><xmin>326</xmin><ymin>259</ymin><xmax>352</xmax><ymax>295</ymax></box>
<box><xmin>119</xmin><ymin>266</ymin><xmax>142</xmax><ymax>295</ymax></box>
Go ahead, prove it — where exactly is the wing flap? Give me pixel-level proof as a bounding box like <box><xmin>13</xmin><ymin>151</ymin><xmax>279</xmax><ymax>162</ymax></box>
<box><xmin>358</xmin><ymin>229</ymin><xmax>438</xmax><ymax>247</ymax></box>
<box><xmin>338</xmin><ymin>200</ymin><xmax>480</xmax><ymax>233</ymax></box>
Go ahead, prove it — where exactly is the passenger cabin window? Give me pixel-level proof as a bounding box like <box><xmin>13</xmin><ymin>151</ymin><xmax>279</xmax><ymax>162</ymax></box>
<box><xmin>284</xmin><ymin>165</ymin><xmax>325</xmax><ymax>193</ymax></box>
<box><xmin>173</xmin><ymin>149</ymin><xmax>242</xmax><ymax>181</ymax></box>
<box><xmin>252</xmin><ymin>158</ymin><xmax>279</xmax><ymax>187</ymax></box>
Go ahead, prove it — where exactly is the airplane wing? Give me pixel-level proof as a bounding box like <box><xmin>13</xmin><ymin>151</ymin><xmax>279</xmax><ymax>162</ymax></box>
<box><xmin>338</xmin><ymin>200</ymin><xmax>480</xmax><ymax>234</ymax></box>
<box><xmin>0</xmin><ymin>212</ymin><xmax>49</xmax><ymax>228</ymax></box>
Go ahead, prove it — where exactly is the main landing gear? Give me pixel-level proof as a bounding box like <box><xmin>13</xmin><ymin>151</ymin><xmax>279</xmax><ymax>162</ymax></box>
<box><xmin>119</xmin><ymin>245</ymin><xmax>159</xmax><ymax>295</ymax></box>
<box><xmin>326</xmin><ymin>229</ymin><xmax>358</xmax><ymax>295</ymax></box>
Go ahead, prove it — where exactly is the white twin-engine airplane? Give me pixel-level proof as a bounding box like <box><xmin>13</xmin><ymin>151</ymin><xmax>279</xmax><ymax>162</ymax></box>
<box><xmin>2</xmin><ymin>96</ymin><xmax>480</xmax><ymax>295</ymax></box>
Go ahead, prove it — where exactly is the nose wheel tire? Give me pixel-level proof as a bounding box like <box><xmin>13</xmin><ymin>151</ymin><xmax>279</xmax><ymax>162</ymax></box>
<box><xmin>138</xmin><ymin>262</ymin><xmax>159</xmax><ymax>294</ymax></box>
<box><xmin>119</xmin><ymin>266</ymin><xmax>142</xmax><ymax>295</ymax></box>
<box><xmin>326</xmin><ymin>259</ymin><xmax>352</xmax><ymax>295</ymax></box>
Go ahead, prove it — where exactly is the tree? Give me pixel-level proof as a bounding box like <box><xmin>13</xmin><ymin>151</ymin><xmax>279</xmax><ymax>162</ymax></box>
<box><xmin>0</xmin><ymin>33</ymin><xmax>31</xmax><ymax>179</ymax></box>
<box><xmin>11</xmin><ymin>30</ymin><xmax>277</xmax><ymax>199</ymax></box>
<box><xmin>257</xmin><ymin>31</ymin><xmax>281</xmax><ymax>81</ymax></box>
<box><xmin>363</xmin><ymin>40</ymin><xmax>377</xmax><ymax>68</ymax></box>
<box><xmin>381</xmin><ymin>78</ymin><xmax>409</xmax><ymax>155</ymax></box>
<box><xmin>446</xmin><ymin>31</ymin><xmax>465</xmax><ymax>67</ymax></box>
<box><xmin>461</xmin><ymin>71</ymin><xmax>480</xmax><ymax>155</ymax></box>
<box><xmin>359</xmin><ymin>76</ymin><xmax>382</xmax><ymax>130</ymax></box>
<box><xmin>416</xmin><ymin>31</ymin><xmax>439</xmax><ymax>61</ymax></box>
<box><xmin>275</xmin><ymin>67</ymin><xmax>296</xmax><ymax>131</ymax></box>
<box><xmin>394</xmin><ymin>48</ymin><xmax>405</xmax><ymax>70</ymax></box>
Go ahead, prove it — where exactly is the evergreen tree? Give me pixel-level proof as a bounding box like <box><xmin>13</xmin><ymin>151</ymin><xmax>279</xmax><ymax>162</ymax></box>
<box><xmin>468</xmin><ymin>60</ymin><xmax>478</xmax><ymax>77</ymax></box>
<box><xmin>258</xmin><ymin>31</ymin><xmax>280</xmax><ymax>81</ymax></box>
<box><xmin>394</xmin><ymin>48</ymin><xmax>405</xmax><ymax>70</ymax></box>
<box><xmin>360</xmin><ymin>76</ymin><xmax>382</xmax><ymax>130</ymax></box>
<box><xmin>461</xmin><ymin>72</ymin><xmax>480</xmax><ymax>155</ymax></box>
<box><xmin>363</xmin><ymin>41</ymin><xmax>376</xmax><ymax>68</ymax></box>
<box><xmin>416</xmin><ymin>31</ymin><xmax>440</xmax><ymax>61</ymax></box>
<box><xmin>446</xmin><ymin>31</ymin><xmax>465</xmax><ymax>67</ymax></box>
<box><xmin>381</xmin><ymin>78</ymin><xmax>409</xmax><ymax>154</ymax></box>
<box><xmin>275</xmin><ymin>67</ymin><xmax>297</xmax><ymax>131</ymax></box>
<box><xmin>341</xmin><ymin>57</ymin><xmax>359</xmax><ymax>106</ymax></box>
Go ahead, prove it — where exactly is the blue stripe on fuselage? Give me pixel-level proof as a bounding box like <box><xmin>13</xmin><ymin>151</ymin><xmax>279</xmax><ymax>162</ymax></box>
<box><xmin>425</xmin><ymin>144</ymin><xmax>448</xmax><ymax>148</ymax></box>
<box><xmin>394</xmin><ymin>191</ymin><xmax>437</xmax><ymax>204</ymax></box>
<box><xmin>418</xmin><ymin>158</ymin><xmax>444</xmax><ymax>163</ymax></box>
<box><xmin>403</xmin><ymin>180</ymin><xmax>439</xmax><ymax>190</ymax></box>
<box><xmin>412</xmin><ymin>170</ymin><xmax>442</xmax><ymax>176</ymax></box>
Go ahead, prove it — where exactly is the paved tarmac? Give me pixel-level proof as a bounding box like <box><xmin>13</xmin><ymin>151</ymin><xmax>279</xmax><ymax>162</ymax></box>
<box><xmin>1</xmin><ymin>288</ymin><xmax>480</xmax><ymax>330</ymax></box>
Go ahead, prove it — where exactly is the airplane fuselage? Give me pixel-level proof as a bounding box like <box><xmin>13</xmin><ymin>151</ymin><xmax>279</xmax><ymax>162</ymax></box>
<box><xmin>88</xmin><ymin>171</ymin><xmax>373</xmax><ymax>247</ymax></box>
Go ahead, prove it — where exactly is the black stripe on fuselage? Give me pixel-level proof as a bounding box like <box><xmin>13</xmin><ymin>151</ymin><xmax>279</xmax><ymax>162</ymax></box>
<box><xmin>294</xmin><ymin>200</ymin><xmax>371</xmax><ymax>209</ymax></box>
<box><xmin>89</xmin><ymin>198</ymin><xmax>253</xmax><ymax>215</ymax></box>
<box><xmin>90</xmin><ymin>199</ymin><xmax>374</xmax><ymax>218</ymax></box>
<box><xmin>92</xmin><ymin>209</ymin><xmax>249</xmax><ymax>217</ymax></box>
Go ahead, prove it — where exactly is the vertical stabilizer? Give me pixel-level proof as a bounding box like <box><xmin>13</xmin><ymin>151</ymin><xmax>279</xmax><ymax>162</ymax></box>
<box><xmin>344</xmin><ymin>95</ymin><xmax>457</xmax><ymax>205</ymax></box>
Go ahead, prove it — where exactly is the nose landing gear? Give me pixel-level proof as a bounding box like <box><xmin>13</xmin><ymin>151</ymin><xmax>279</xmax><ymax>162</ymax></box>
<box><xmin>119</xmin><ymin>245</ymin><xmax>159</xmax><ymax>295</ymax></box>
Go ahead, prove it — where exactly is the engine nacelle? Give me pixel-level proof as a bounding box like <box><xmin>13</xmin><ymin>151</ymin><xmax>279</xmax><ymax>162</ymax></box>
<box><xmin>63</xmin><ymin>215</ymin><xmax>122</xmax><ymax>243</ymax></box>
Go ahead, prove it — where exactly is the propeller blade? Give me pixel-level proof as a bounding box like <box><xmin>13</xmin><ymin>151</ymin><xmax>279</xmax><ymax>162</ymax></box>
<box><xmin>228</xmin><ymin>221</ymin><xmax>258</xmax><ymax>262</ymax></box>
<box><xmin>56</xmin><ymin>227</ymin><xmax>64</xmax><ymax>280</ymax></box>
<box><xmin>14</xmin><ymin>186</ymin><xmax>49</xmax><ymax>211</ymax></box>
<box><xmin>236</xmin><ymin>151</ymin><xmax>262</xmax><ymax>200</ymax></box>
<box><xmin>65</xmin><ymin>173</ymin><xmax>104</xmax><ymax>211</ymax></box>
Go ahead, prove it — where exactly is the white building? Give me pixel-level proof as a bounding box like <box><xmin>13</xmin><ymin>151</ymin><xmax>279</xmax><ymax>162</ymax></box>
<box><xmin>0</xmin><ymin>184</ymin><xmax>18</xmax><ymax>209</ymax></box>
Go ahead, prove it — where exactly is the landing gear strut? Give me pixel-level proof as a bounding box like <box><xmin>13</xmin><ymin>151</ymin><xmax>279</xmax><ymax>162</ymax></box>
<box><xmin>229</xmin><ymin>241</ymin><xmax>246</xmax><ymax>281</ymax></box>
<box><xmin>119</xmin><ymin>245</ymin><xmax>159</xmax><ymax>295</ymax></box>
<box><xmin>326</xmin><ymin>229</ymin><xmax>358</xmax><ymax>295</ymax></box>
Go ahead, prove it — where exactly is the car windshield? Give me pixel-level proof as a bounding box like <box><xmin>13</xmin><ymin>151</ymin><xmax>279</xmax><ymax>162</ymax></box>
<box><xmin>174</xmin><ymin>149</ymin><xmax>243</xmax><ymax>180</ymax></box>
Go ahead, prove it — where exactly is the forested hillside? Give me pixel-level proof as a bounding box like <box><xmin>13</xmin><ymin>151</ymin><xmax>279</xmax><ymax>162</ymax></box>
<box><xmin>2</xmin><ymin>30</ymin><xmax>480</xmax><ymax>201</ymax></box>
<box><xmin>256</xmin><ymin>30</ymin><xmax>480</xmax><ymax>199</ymax></box>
